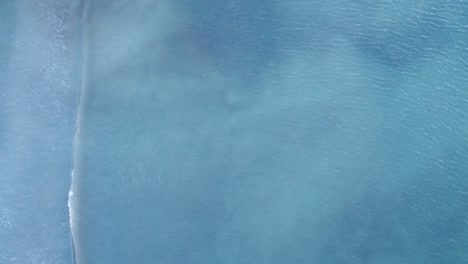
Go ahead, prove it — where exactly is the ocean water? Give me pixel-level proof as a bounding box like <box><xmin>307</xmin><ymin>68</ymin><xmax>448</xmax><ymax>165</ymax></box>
<box><xmin>71</xmin><ymin>1</ymin><xmax>468</xmax><ymax>263</ymax></box>
<box><xmin>2</xmin><ymin>0</ymin><xmax>468</xmax><ymax>263</ymax></box>
<box><xmin>0</xmin><ymin>1</ymin><xmax>78</xmax><ymax>263</ymax></box>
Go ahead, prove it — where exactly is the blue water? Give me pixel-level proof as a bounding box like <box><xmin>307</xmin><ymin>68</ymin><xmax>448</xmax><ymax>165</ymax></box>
<box><xmin>71</xmin><ymin>1</ymin><xmax>468</xmax><ymax>263</ymax></box>
<box><xmin>0</xmin><ymin>1</ymin><xmax>78</xmax><ymax>263</ymax></box>
<box><xmin>2</xmin><ymin>1</ymin><xmax>468</xmax><ymax>263</ymax></box>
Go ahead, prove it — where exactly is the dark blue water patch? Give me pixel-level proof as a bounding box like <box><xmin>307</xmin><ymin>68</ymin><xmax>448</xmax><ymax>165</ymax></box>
<box><xmin>169</xmin><ymin>0</ymin><xmax>288</xmax><ymax>79</ymax></box>
<box><xmin>337</xmin><ymin>1</ymin><xmax>463</xmax><ymax>68</ymax></box>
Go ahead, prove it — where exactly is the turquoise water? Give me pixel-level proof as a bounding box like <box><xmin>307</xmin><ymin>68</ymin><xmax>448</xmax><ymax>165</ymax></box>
<box><xmin>2</xmin><ymin>1</ymin><xmax>468</xmax><ymax>263</ymax></box>
<box><xmin>72</xmin><ymin>1</ymin><xmax>468</xmax><ymax>263</ymax></box>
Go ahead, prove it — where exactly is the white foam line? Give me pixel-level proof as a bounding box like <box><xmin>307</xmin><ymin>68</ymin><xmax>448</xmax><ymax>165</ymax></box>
<box><xmin>68</xmin><ymin>1</ymin><xmax>90</xmax><ymax>263</ymax></box>
<box><xmin>68</xmin><ymin>171</ymin><xmax>78</xmax><ymax>263</ymax></box>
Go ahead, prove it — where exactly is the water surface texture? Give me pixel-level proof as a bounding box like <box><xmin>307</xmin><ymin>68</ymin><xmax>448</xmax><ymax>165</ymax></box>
<box><xmin>0</xmin><ymin>1</ymin><xmax>77</xmax><ymax>263</ymax></box>
<box><xmin>70</xmin><ymin>1</ymin><xmax>468</xmax><ymax>263</ymax></box>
